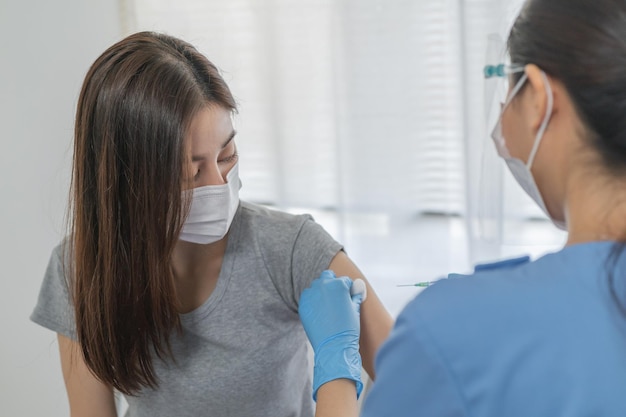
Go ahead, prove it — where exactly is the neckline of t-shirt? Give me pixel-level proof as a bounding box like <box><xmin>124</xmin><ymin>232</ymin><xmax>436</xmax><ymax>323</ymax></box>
<box><xmin>179</xmin><ymin>203</ymin><xmax>243</xmax><ymax>324</ymax></box>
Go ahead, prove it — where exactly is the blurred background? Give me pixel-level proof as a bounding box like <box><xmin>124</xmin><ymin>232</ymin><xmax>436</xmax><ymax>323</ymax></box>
<box><xmin>0</xmin><ymin>0</ymin><xmax>566</xmax><ymax>414</ymax></box>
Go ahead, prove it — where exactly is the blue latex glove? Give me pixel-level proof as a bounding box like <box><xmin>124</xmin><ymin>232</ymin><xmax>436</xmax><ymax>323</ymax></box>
<box><xmin>298</xmin><ymin>270</ymin><xmax>364</xmax><ymax>401</ymax></box>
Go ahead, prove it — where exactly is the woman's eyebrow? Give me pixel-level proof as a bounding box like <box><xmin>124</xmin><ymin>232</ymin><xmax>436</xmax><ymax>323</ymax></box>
<box><xmin>192</xmin><ymin>130</ymin><xmax>237</xmax><ymax>162</ymax></box>
<box><xmin>221</xmin><ymin>130</ymin><xmax>237</xmax><ymax>149</ymax></box>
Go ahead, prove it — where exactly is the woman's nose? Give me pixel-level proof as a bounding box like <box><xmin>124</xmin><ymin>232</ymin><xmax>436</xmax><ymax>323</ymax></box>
<box><xmin>198</xmin><ymin>163</ymin><xmax>227</xmax><ymax>187</ymax></box>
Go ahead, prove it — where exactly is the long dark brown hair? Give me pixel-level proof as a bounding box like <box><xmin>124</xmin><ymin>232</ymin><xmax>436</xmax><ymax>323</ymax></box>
<box><xmin>508</xmin><ymin>0</ymin><xmax>626</xmax><ymax>312</ymax></box>
<box><xmin>68</xmin><ymin>31</ymin><xmax>236</xmax><ymax>395</ymax></box>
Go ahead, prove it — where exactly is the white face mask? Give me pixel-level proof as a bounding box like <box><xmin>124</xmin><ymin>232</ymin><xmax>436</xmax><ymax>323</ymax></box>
<box><xmin>179</xmin><ymin>162</ymin><xmax>241</xmax><ymax>244</ymax></box>
<box><xmin>491</xmin><ymin>70</ymin><xmax>566</xmax><ymax>230</ymax></box>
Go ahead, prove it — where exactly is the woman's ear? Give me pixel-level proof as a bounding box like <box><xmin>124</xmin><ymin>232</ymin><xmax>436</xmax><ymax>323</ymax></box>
<box><xmin>524</xmin><ymin>64</ymin><xmax>557</xmax><ymax>132</ymax></box>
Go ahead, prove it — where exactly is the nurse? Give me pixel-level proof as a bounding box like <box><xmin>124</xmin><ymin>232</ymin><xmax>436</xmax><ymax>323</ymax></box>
<box><xmin>298</xmin><ymin>0</ymin><xmax>626</xmax><ymax>415</ymax></box>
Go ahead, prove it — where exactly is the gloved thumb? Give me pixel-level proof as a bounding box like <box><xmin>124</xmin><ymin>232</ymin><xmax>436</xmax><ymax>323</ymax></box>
<box><xmin>350</xmin><ymin>278</ymin><xmax>366</xmax><ymax>313</ymax></box>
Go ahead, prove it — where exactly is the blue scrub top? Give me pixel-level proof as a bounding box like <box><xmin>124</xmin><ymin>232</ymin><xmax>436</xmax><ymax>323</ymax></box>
<box><xmin>362</xmin><ymin>241</ymin><xmax>626</xmax><ymax>416</ymax></box>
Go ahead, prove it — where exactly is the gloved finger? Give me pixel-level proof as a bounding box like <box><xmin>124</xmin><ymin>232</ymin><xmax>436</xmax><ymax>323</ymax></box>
<box><xmin>350</xmin><ymin>278</ymin><xmax>367</xmax><ymax>301</ymax></box>
<box><xmin>337</xmin><ymin>276</ymin><xmax>354</xmax><ymax>292</ymax></box>
<box><xmin>350</xmin><ymin>279</ymin><xmax>366</xmax><ymax>313</ymax></box>
<box><xmin>318</xmin><ymin>269</ymin><xmax>337</xmax><ymax>282</ymax></box>
<box><xmin>305</xmin><ymin>270</ymin><xmax>336</xmax><ymax>293</ymax></box>
<box><xmin>352</xmin><ymin>293</ymin><xmax>364</xmax><ymax>313</ymax></box>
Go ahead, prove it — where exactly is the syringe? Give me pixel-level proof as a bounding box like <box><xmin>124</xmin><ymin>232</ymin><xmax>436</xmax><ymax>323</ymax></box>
<box><xmin>397</xmin><ymin>281</ymin><xmax>438</xmax><ymax>288</ymax></box>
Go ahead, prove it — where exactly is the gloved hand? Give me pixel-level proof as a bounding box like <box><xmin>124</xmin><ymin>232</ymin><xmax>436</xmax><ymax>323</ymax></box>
<box><xmin>298</xmin><ymin>270</ymin><xmax>365</xmax><ymax>401</ymax></box>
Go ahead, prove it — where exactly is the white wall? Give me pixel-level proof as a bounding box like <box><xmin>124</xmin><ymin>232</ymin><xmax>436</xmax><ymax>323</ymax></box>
<box><xmin>0</xmin><ymin>0</ymin><xmax>122</xmax><ymax>414</ymax></box>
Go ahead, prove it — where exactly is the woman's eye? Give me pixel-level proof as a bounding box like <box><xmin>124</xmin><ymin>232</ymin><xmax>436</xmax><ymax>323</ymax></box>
<box><xmin>218</xmin><ymin>151</ymin><xmax>238</xmax><ymax>164</ymax></box>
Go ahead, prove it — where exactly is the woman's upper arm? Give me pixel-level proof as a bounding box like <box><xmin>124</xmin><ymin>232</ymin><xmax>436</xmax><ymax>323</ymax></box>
<box><xmin>327</xmin><ymin>251</ymin><xmax>394</xmax><ymax>380</ymax></box>
<box><xmin>57</xmin><ymin>334</ymin><xmax>117</xmax><ymax>417</ymax></box>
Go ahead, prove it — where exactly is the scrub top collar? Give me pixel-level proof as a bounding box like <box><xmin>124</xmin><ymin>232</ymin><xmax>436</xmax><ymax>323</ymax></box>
<box><xmin>447</xmin><ymin>255</ymin><xmax>531</xmax><ymax>280</ymax></box>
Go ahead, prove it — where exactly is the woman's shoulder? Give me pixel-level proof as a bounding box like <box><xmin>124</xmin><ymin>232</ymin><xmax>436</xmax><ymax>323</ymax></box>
<box><xmin>238</xmin><ymin>201</ymin><xmax>314</xmax><ymax>230</ymax></box>
<box><xmin>48</xmin><ymin>237</ymin><xmax>71</xmax><ymax>269</ymax></box>
<box><xmin>234</xmin><ymin>201</ymin><xmax>340</xmax><ymax>258</ymax></box>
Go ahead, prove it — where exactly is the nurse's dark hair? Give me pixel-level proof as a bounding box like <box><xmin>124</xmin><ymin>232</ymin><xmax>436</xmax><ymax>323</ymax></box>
<box><xmin>508</xmin><ymin>0</ymin><xmax>626</xmax><ymax>171</ymax></box>
<box><xmin>508</xmin><ymin>0</ymin><xmax>626</xmax><ymax>313</ymax></box>
<box><xmin>68</xmin><ymin>31</ymin><xmax>236</xmax><ymax>395</ymax></box>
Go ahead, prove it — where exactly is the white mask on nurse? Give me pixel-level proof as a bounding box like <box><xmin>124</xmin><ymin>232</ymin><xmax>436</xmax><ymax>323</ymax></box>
<box><xmin>179</xmin><ymin>162</ymin><xmax>241</xmax><ymax>244</ymax></box>
<box><xmin>491</xmin><ymin>70</ymin><xmax>566</xmax><ymax>230</ymax></box>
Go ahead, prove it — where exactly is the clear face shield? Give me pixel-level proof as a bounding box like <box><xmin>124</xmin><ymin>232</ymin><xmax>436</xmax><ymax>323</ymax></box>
<box><xmin>484</xmin><ymin>34</ymin><xmax>525</xmax><ymax>138</ymax></box>
<box><xmin>471</xmin><ymin>34</ymin><xmax>526</xmax><ymax>257</ymax></box>
<box><xmin>472</xmin><ymin>34</ymin><xmax>565</xmax><ymax>263</ymax></box>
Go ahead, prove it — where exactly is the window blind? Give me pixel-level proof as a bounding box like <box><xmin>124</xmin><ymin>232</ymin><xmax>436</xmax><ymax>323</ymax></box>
<box><xmin>127</xmin><ymin>0</ymin><xmax>566</xmax><ymax>267</ymax></box>
<box><xmin>129</xmin><ymin>0</ymin><xmax>466</xmax><ymax>215</ymax></box>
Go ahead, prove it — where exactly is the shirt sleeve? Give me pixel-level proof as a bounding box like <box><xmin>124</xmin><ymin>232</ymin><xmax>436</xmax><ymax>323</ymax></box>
<box><xmin>360</xmin><ymin>298</ymin><xmax>468</xmax><ymax>417</ymax></box>
<box><xmin>30</xmin><ymin>243</ymin><xmax>77</xmax><ymax>340</ymax></box>
<box><xmin>290</xmin><ymin>217</ymin><xmax>343</xmax><ymax>308</ymax></box>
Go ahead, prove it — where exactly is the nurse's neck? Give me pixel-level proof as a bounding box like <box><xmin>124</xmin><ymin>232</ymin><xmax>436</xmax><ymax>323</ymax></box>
<box><xmin>564</xmin><ymin>160</ymin><xmax>626</xmax><ymax>246</ymax></box>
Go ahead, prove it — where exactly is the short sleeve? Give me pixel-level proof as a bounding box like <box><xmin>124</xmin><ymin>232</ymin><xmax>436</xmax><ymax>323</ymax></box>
<box><xmin>290</xmin><ymin>218</ymin><xmax>343</xmax><ymax>308</ymax></box>
<box><xmin>238</xmin><ymin>204</ymin><xmax>344</xmax><ymax>313</ymax></box>
<box><xmin>360</xmin><ymin>298</ymin><xmax>468</xmax><ymax>417</ymax></box>
<box><xmin>30</xmin><ymin>243</ymin><xmax>77</xmax><ymax>340</ymax></box>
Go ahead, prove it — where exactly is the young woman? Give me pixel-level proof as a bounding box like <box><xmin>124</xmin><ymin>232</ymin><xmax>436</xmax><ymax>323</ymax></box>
<box><xmin>31</xmin><ymin>31</ymin><xmax>392</xmax><ymax>417</ymax></box>
<box><xmin>299</xmin><ymin>0</ymin><xmax>626</xmax><ymax>415</ymax></box>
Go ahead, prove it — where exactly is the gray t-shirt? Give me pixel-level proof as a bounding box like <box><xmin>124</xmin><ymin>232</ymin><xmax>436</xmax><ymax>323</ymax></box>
<box><xmin>31</xmin><ymin>201</ymin><xmax>343</xmax><ymax>417</ymax></box>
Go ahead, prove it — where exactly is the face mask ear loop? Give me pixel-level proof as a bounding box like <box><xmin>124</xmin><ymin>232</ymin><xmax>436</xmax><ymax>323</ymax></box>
<box><xmin>503</xmin><ymin>72</ymin><xmax>528</xmax><ymax>111</ymax></box>
<box><xmin>526</xmin><ymin>71</ymin><xmax>553</xmax><ymax>169</ymax></box>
